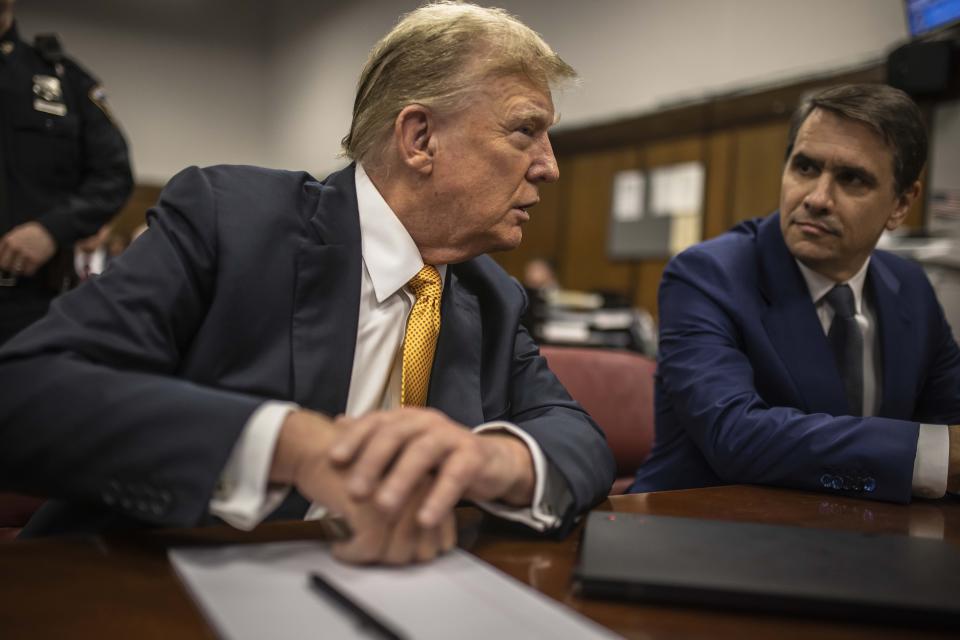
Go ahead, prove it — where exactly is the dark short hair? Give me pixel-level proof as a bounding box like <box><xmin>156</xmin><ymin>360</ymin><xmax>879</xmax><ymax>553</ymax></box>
<box><xmin>785</xmin><ymin>84</ymin><xmax>927</xmax><ymax>196</ymax></box>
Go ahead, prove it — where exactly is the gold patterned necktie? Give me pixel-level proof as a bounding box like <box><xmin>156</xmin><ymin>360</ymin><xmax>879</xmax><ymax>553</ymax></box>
<box><xmin>401</xmin><ymin>265</ymin><xmax>443</xmax><ymax>407</ymax></box>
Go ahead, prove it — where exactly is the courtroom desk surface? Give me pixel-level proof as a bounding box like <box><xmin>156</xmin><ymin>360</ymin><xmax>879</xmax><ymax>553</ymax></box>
<box><xmin>0</xmin><ymin>485</ymin><xmax>958</xmax><ymax>640</ymax></box>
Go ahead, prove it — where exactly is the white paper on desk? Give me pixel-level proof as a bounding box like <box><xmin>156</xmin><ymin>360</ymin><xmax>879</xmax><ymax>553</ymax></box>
<box><xmin>170</xmin><ymin>541</ymin><xmax>620</xmax><ymax>640</ymax></box>
<box><xmin>611</xmin><ymin>169</ymin><xmax>645</xmax><ymax>221</ymax></box>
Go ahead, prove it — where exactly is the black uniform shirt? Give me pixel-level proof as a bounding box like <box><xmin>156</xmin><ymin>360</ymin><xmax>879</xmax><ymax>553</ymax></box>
<box><xmin>0</xmin><ymin>22</ymin><xmax>132</xmax><ymax>247</ymax></box>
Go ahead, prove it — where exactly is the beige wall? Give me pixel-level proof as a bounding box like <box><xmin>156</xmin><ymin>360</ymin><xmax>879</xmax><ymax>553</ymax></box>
<box><xmin>16</xmin><ymin>0</ymin><xmax>272</xmax><ymax>184</ymax></box>
<box><xmin>18</xmin><ymin>0</ymin><xmax>910</xmax><ymax>183</ymax></box>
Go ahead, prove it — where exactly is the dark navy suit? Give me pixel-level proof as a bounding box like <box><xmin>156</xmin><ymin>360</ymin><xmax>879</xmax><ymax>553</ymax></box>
<box><xmin>0</xmin><ymin>164</ymin><xmax>614</xmax><ymax>535</ymax></box>
<box><xmin>631</xmin><ymin>213</ymin><xmax>960</xmax><ymax>502</ymax></box>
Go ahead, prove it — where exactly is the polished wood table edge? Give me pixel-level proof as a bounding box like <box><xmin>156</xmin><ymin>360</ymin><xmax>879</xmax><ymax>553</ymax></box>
<box><xmin>604</xmin><ymin>484</ymin><xmax>960</xmax><ymax>546</ymax></box>
<box><xmin>1</xmin><ymin>485</ymin><xmax>958</xmax><ymax>640</ymax></box>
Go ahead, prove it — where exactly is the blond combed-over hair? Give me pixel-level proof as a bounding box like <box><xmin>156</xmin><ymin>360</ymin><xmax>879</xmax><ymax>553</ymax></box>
<box><xmin>342</xmin><ymin>1</ymin><xmax>576</xmax><ymax>165</ymax></box>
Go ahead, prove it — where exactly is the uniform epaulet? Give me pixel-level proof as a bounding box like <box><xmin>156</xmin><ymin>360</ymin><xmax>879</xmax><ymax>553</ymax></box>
<box><xmin>32</xmin><ymin>33</ymin><xmax>65</xmax><ymax>65</ymax></box>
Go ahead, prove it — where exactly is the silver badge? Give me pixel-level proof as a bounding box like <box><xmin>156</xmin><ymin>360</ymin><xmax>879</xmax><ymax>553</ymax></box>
<box><xmin>32</xmin><ymin>75</ymin><xmax>63</xmax><ymax>102</ymax></box>
<box><xmin>34</xmin><ymin>99</ymin><xmax>66</xmax><ymax>116</ymax></box>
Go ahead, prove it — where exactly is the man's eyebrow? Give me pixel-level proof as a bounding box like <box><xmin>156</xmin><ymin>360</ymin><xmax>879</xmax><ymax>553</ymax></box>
<box><xmin>508</xmin><ymin>106</ymin><xmax>554</xmax><ymax>126</ymax></box>
<box><xmin>790</xmin><ymin>151</ymin><xmax>822</xmax><ymax>168</ymax></box>
<box><xmin>791</xmin><ymin>151</ymin><xmax>878</xmax><ymax>185</ymax></box>
<box><xmin>835</xmin><ymin>163</ymin><xmax>878</xmax><ymax>184</ymax></box>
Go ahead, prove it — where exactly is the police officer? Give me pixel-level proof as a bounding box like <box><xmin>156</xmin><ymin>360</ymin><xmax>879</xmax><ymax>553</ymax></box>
<box><xmin>0</xmin><ymin>0</ymin><xmax>132</xmax><ymax>344</ymax></box>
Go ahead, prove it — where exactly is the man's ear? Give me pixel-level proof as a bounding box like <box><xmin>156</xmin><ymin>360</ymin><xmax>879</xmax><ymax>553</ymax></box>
<box><xmin>886</xmin><ymin>180</ymin><xmax>921</xmax><ymax>231</ymax></box>
<box><xmin>393</xmin><ymin>104</ymin><xmax>435</xmax><ymax>176</ymax></box>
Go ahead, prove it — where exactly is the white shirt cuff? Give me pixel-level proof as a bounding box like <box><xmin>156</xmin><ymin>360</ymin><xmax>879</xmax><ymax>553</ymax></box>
<box><xmin>471</xmin><ymin>421</ymin><xmax>561</xmax><ymax>532</ymax></box>
<box><xmin>209</xmin><ymin>401</ymin><xmax>298</xmax><ymax>530</ymax></box>
<box><xmin>911</xmin><ymin>423</ymin><xmax>950</xmax><ymax>499</ymax></box>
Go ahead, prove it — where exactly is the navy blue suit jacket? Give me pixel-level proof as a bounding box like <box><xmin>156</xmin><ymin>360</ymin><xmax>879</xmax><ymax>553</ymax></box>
<box><xmin>631</xmin><ymin>212</ymin><xmax>960</xmax><ymax>502</ymax></box>
<box><xmin>0</xmin><ymin>164</ymin><xmax>614</xmax><ymax>535</ymax></box>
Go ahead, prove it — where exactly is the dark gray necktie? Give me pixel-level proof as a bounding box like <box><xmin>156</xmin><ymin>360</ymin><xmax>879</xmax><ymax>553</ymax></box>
<box><xmin>825</xmin><ymin>284</ymin><xmax>863</xmax><ymax>416</ymax></box>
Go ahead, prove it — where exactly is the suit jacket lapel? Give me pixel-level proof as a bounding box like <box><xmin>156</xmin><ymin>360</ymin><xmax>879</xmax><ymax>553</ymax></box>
<box><xmin>428</xmin><ymin>267</ymin><xmax>485</xmax><ymax>426</ymax></box>
<box><xmin>291</xmin><ymin>165</ymin><xmax>362</xmax><ymax>415</ymax></box>
<box><xmin>758</xmin><ymin>213</ymin><xmax>849</xmax><ymax>415</ymax></box>
<box><xmin>869</xmin><ymin>258</ymin><xmax>913</xmax><ymax>419</ymax></box>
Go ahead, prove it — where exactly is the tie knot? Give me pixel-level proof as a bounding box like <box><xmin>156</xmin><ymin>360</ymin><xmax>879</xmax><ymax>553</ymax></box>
<box><xmin>824</xmin><ymin>284</ymin><xmax>856</xmax><ymax>319</ymax></box>
<box><xmin>408</xmin><ymin>265</ymin><xmax>442</xmax><ymax>299</ymax></box>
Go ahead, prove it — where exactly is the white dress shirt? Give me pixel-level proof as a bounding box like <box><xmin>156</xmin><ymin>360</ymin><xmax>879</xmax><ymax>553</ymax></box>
<box><xmin>796</xmin><ymin>258</ymin><xmax>950</xmax><ymax>499</ymax></box>
<box><xmin>74</xmin><ymin>247</ymin><xmax>107</xmax><ymax>279</ymax></box>
<box><xmin>210</xmin><ymin>163</ymin><xmax>563</xmax><ymax>530</ymax></box>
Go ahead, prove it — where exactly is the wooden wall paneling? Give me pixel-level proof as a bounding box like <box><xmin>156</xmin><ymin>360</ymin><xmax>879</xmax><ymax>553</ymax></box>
<box><xmin>491</xmin><ymin>160</ymin><xmax>567</xmax><ymax>280</ymax></box>
<box><xmin>704</xmin><ymin>130</ymin><xmax>737</xmax><ymax>239</ymax></box>
<box><xmin>552</xmin><ymin>103</ymin><xmax>709</xmax><ymax>156</ymax></box>
<box><xmin>635</xmin><ymin>258</ymin><xmax>670</xmax><ymax>319</ymax></box>
<box><xmin>559</xmin><ymin>148</ymin><xmax>641</xmax><ymax>296</ymax></box>
<box><xmin>633</xmin><ymin>135</ymin><xmax>706</xmax><ymax>318</ymax></box>
<box><xmin>643</xmin><ymin>135</ymin><xmax>704</xmax><ymax>168</ymax></box>
<box><xmin>730</xmin><ymin>120</ymin><xmax>790</xmax><ymax>223</ymax></box>
<box><xmin>550</xmin><ymin>64</ymin><xmax>884</xmax><ymax>157</ymax></box>
<box><xmin>706</xmin><ymin>64</ymin><xmax>884</xmax><ymax>132</ymax></box>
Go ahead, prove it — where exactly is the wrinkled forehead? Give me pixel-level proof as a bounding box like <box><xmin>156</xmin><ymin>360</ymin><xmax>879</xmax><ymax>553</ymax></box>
<box><xmin>464</xmin><ymin>70</ymin><xmax>556</xmax><ymax>118</ymax></box>
<box><xmin>793</xmin><ymin>109</ymin><xmax>892</xmax><ymax>164</ymax></box>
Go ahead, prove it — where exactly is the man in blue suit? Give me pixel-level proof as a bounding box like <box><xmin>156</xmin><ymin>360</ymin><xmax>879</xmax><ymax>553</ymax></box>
<box><xmin>0</xmin><ymin>3</ymin><xmax>614</xmax><ymax>564</ymax></box>
<box><xmin>632</xmin><ymin>84</ymin><xmax>960</xmax><ymax>502</ymax></box>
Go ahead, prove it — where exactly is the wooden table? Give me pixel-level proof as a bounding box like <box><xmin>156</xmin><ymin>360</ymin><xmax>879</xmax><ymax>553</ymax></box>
<box><xmin>1</xmin><ymin>485</ymin><xmax>958</xmax><ymax>639</ymax></box>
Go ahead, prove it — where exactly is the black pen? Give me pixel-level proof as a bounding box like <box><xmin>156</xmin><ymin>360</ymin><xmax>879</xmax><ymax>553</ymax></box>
<box><xmin>308</xmin><ymin>572</ymin><xmax>407</xmax><ymax>640</ymax></box>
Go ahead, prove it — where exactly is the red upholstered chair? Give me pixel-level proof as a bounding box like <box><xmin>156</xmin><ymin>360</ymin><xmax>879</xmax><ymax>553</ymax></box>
<box><xmin>0</xmin><ymin>492</ymin><xmax>44</xmax><ymax>541</ymax></box>
<box><xmin>540</xmin><ymin>346</ymin><xmax>656</xmax><ymax>495</ymax></box>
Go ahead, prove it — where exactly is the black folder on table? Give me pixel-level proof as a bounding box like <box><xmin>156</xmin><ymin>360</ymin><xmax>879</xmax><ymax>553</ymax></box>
<box><xmin>574</xmin><ymin>512</ymin><xmax>960</xmax><ymax>627</ymax></box>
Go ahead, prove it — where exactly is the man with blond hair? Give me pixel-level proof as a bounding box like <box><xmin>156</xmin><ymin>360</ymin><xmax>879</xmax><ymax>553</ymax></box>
<box><xmin>0</xmin><ymin>2</ymin><xmax>614</xmax><ymax>564</ymax></box>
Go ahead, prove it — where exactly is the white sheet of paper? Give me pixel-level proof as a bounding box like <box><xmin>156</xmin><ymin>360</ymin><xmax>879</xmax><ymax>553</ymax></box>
<box><xmin>170</xmin><ymin>541</ymin><xmax>621</xmax><ymax>640</ymax></box>
<box><xmin>649</xmin><ymin>162</ymin><xmax>704</xmax><ymax>218</ymax></box>
<box><xmin>611</xmin><ymin>169</ymin><xmax>645</xmax><ymax>221</ymax></box>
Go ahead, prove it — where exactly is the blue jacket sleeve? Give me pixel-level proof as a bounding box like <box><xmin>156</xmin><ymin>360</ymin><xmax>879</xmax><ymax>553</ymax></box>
<box><xmin>657</xmin><ymin>249</ymin><xmax>920</xmax><ymax>503</ymax></box>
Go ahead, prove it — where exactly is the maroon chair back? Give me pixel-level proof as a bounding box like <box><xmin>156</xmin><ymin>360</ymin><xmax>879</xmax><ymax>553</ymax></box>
<box><xmin>540</xmin><ymin>346</ymin><xmax>655</xmax><ymax>494</ymax></box>
<box><xmin>0</xmin><ymin>492</ymin><xmax>44</xmax><ymax>541</ymax></box>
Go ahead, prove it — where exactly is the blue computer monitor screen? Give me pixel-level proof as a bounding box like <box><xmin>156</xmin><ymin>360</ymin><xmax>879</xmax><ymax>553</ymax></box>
<box><xmin>905</xmin><ymin>0</ymin><xmax>960</xmax><ymax>36</ymax></box>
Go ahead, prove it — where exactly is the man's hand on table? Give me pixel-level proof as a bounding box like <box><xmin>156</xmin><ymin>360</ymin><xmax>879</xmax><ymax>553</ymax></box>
<box><xmin>270</xmin><ymin>409</ymin><xmax>456</xmax><ymax>565</ymax></box>
<box><xmin>328</xmin><ymin>407</ymin><xmax>536</xmax><ymax>527</ymax></box>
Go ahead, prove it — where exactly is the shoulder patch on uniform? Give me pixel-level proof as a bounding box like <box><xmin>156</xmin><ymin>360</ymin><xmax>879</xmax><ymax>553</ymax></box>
<box><xmin>89</xmin><ymin>84</ymin><xmax>107</xmax><ymax>103</ymax></box>
<box><xmin>88</xmin><ymin>84</ymin><xmax>117</xmax><ymax>122</ymax></box>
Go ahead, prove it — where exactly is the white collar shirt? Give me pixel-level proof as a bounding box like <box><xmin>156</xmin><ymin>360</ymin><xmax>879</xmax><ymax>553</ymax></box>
<box><xmin>213</xmin><ymin>163</ymin><xmax>562</xmax><ymax>530</ymax></box>
<box><xmin>795</xmin><ymin>256</ymin><xmax>948</xmax><ymax>499</ymax></box>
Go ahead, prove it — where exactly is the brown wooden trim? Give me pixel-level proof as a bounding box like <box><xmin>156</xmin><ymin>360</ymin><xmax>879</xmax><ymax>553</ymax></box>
<box><xmin>551</xmin><ymin>63</ymin><xmax>887</xmax><ymax>156</ymax></box>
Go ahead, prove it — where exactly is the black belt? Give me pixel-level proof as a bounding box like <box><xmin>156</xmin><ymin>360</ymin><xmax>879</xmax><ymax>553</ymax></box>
<box><xmin>0</xmin><ymin>273</ymin><xmax>52</xmax><ymax>294</ymax></box>
<box><xmin>0</xmin><ymin>271</ymin><xmax>19</xmax><ymax>287</ymax></box>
